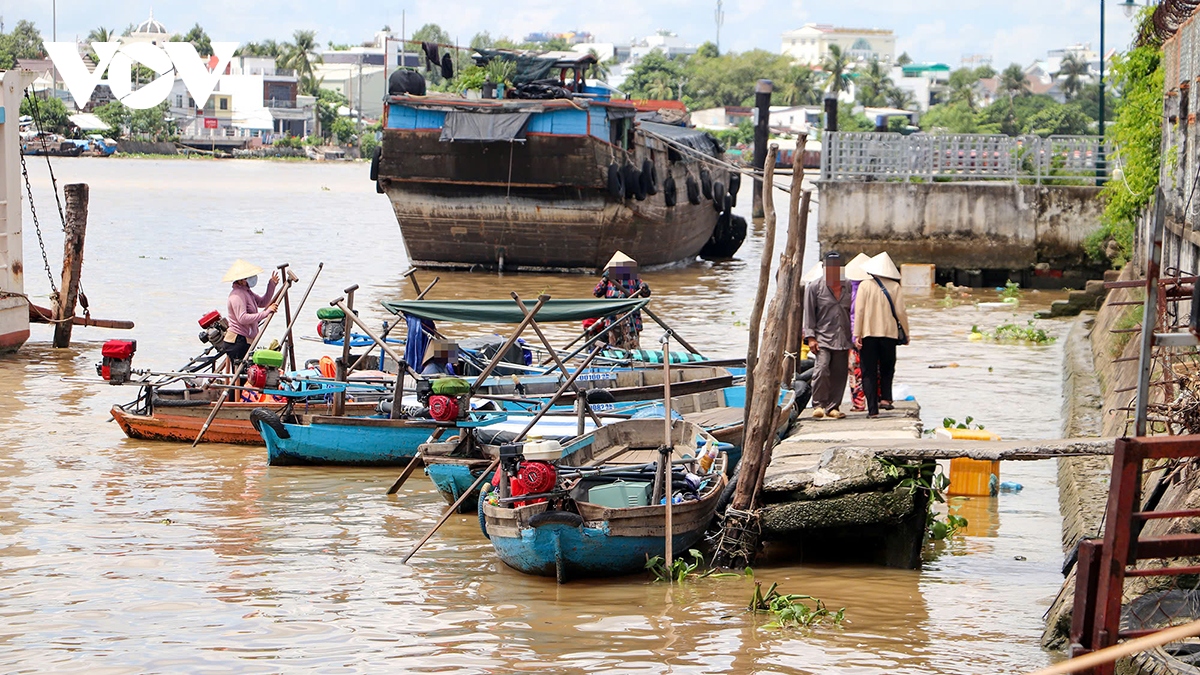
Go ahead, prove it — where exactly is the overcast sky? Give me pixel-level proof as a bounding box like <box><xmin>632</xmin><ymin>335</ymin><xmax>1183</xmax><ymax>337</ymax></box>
<box><xmin>12</xmin><ymin>0</ymin><xmax>1141</xmax><ymax>68</ymax></box>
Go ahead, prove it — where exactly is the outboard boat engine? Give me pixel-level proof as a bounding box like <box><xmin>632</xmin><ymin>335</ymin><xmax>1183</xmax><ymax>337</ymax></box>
<box><xmin>247</xmin><ymin>349</ymin><xmax>284</xmax><ymax>390</ymax></box>
<box><xmin>198</xmin><ymin>310</ymin><xmax>227</xmax><ymax>345</ymax></box>
<box><xmin>97</xmin><ymin>339</ymin><xmax>137</xmax><ymax>384</ymax></box>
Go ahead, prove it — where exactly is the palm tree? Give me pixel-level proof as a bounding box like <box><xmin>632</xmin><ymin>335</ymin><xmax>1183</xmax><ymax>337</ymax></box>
<box><xmin>279</xmin><ymin>30</ymin><xmax>323</xmax><ymax>95</ymax></box>
<box><xmin>646</xmin><ymin>75</ymin><xmax>674</xmax><ymax>100</ymax></box>
<box><xmin>886</xmin><ymin>86</ymin><xmax>916</xmax><ymax>110</ymax></box>
<box><xmin>999</xmin><ymin>63</ymin><xmax>1030</xmax><ymax>101</ymax></box>
<box><xmin>1056</xmin><ymin>53</ymin><xmax>1088</xmax><ymax>100</ymax></box>
<box><xmin>821</xmin><ymin>44</ymin><xmax>852</xmax><ymax>95</ymax></box>
<box><xmin>948</xmin><ymin>79</ymin><xmax>977</xmax><ymax>109</ymax></box>
<box><xmin>855</xmin><ymin>58</ymin><xmax>893</xmax><ymax>107</ymax></box>
<box><xmin>780</xmin><ymin>66</ymin><xmax>820</xmax><ymax>106</ymax></box>
<box><xmin>86</xmin><ymin>26</ymin><xmax>114</xmax><ymax>43</ymax></box>
<box><xmin>587</xmin><ymin>49</ymin><xmax>611</xmax><ymax>81</ymax></box>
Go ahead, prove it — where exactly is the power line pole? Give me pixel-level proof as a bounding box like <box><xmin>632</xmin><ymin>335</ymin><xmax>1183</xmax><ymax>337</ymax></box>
<box><xmin>715</xmin><ymin>0</ymin><xmax>725</xmax><ymax>53</ymax></box>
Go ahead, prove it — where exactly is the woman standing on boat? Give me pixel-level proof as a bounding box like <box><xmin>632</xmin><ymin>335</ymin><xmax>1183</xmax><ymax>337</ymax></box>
<box><xmin>221</xmin><ymin>259</ymin><xmax>277</xmax><ymax>366</ymax></box>
<box><xmin>593</xmin><ymin>251</ymin><xmax>651</xmax><ymax>351</ymax></box>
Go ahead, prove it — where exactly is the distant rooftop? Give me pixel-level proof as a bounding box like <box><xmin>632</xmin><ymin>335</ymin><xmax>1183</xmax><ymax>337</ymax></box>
<box><xmin>784</xmin><ymin>23</ymin><xmax>894</xmax><ymax>36</ymax></box>
<box><xmin>133</xmin><ymin>10</ymin><xmax>168</xmax><ymax>35</ymax></box>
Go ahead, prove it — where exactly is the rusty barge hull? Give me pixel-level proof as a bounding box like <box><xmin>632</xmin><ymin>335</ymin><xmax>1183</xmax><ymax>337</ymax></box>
<box><xmin>377</xmin><ymin>128</ymin><xmax>723</xmax><ymax>272</ymax></box>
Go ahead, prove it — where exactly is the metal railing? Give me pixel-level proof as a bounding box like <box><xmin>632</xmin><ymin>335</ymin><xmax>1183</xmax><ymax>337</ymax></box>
<box><xmin>264</xmin><ymin>98</ymin><xmax>297</xmax><ymax>109</ymax></box>
<box><xmin>820</xmin><ymin>132</ymin><xmax>1113</xmax><ymax>185</ymax></box>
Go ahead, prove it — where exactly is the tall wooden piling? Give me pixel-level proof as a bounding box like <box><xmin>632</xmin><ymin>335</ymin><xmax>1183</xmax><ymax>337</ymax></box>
<box><xmin>53</xmin><ymin>183</ymin><xmax>88</xmax><ymax>348</ymax></box>
<box><xmin>781</xmin><ymin>136</ymin><xmax>809</xmax><ymax>383</ymax></box>
<box><xmin>743</xmin><ymin>144</ymin><xmax>779</xmax><ymax>426</ymax></box>
<box><xmin>714</xmin><ymin>155</ymin><xmax>806</xmax><ymax>569</ymax></box>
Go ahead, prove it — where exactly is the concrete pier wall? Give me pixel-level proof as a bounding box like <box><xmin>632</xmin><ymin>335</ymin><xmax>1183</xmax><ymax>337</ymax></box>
<box><xmin>817</xmin><ymin>182</ymin><xmax>1105</xmax><ymax>272</ymax></box>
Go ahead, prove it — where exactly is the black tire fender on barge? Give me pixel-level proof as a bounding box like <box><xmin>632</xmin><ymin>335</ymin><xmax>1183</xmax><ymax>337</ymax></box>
<box><xmin>700</xmin><ymin>167</ymin><xmax>713</xmax><ymax>199</ymax></box>
<box><xmin>250</xmin><ymin>407</ymin><xmax>290</xmax><ymax>440</ymax></box>
<box><xmin>711</xmin><ymin>181</ymin><xmax>725</xmax><ymax>212</ymax></box>
<box><xmin>686</xmin><ymin>175</ymin><xmax>701</xmax><ymax>205</ymax></box>
<box><xmin>663</xmin><ymin>173</ymin><xmax>677</xmax><ymax>207</ymax></box>
<box><xmin>641</xmin><ymin>159</ymin><xmax>658</xmax><ymax>195</ymax></box>
<box><xmin>607</xmin><ymin>163</ymin><xmax>624</xmax><ymax>198</ymax></box>
<box><xmin>369</xmin><ymin>145</ymin><xmax>381</xmax><ymax>181</ymax></box>
<box><xmin>728</xmin><ymin>172</ymin><xmax>741</xmax><ymax>207</ymax></box>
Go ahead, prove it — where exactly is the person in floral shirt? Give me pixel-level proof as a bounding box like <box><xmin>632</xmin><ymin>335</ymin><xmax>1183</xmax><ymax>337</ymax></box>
<box><xmin>593</xmin><ymin>251</ymin><xmax>652</xmax><ymax>350</ymax></box>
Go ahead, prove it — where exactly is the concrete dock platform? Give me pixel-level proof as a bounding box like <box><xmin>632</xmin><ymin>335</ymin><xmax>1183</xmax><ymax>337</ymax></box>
<box><xmin>758</xmin><ymin>400</ymin><xmax>1113</xmax><ymax>568</ymax></box>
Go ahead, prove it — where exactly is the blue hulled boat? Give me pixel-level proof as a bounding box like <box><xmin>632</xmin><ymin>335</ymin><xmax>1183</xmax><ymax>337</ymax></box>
<box><xmin>480</xmin><ymin>419</ymin><xmax>727</xmax><ymax>583</ymax></box>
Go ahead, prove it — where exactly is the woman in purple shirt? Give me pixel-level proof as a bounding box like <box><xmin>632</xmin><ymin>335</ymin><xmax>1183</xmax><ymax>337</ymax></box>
<box><xmin>220</xmin><ymin>259</ymin><xmax>278</xmax><ymax>365</ymax></box>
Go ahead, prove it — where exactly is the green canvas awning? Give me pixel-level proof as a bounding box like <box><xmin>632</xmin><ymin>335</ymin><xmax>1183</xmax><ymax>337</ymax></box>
<box><xmin>381</xmin><ymin>298</ymin><xmax>649</xmax><ymax>323</ymax></box>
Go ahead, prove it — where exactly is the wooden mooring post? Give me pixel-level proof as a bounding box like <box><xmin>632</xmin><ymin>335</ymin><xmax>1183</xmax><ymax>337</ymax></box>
<box><xmin>714</xmin><ymin>147</ymin><xmax>807</xmax><ymax>569</ymax></box>
<box><xmin>743</xmin><ymin>144</ymin><xmax>779</xmax><ymax>421</ymax></box>
<box><xmin>53</xmin><ymin>183</ymin><xmax>88</xmax><ymax>348</ymax></box>
<box><xmin>781</xmin><ymin>134</ymin><xmax>809</xmax><ymax>385</ymax></box>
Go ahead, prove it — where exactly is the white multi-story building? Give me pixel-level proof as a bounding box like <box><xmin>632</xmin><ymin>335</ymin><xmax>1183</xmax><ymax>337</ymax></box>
<box><xmin>781</xmin><ymin>24</ymin><xmax>896</xmax><ymax>66</ymax></box>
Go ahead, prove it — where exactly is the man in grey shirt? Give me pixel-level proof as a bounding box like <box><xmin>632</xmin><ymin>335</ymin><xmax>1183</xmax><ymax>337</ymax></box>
<box><xmin>803</xmin><ymin>252</ymin><xmax>853</xmax><ymax>419</ymax></box>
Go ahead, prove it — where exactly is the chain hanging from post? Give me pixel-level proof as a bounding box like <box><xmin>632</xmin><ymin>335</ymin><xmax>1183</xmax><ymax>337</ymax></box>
<box><xmin>18</xmin><ymin>123</ymin><xmax>60</xmax><ymax>299</ymax></box>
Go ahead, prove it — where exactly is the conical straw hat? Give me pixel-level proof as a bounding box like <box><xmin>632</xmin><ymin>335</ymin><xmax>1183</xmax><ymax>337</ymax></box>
<box><xmin>845</xmin><ymin>252</ymin><xmax>872</xmax><ymax>281</ymax></box>
<box><xmin>801</xmin><ymin>263</ymin><xmax>824</xmax><ymax>284</ymax></box>
<box><xmin>222</xmin><ymin>259</ymin><xmax>263</xmax><ymax>282</ymax></box>
<box><xmin>604</xmin><ymin>250</ymin><xmax>637</xmax><ymax>269</ymax></box>
<box><xmin>863</xmin><ymin>252</ymin><xmax>901</xmax><ymax>280</ymax></box>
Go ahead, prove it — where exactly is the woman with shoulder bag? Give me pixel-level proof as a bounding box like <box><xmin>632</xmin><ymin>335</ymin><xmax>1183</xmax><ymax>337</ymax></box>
<box><xmin>852</xmin><ymin>252</ymin><xmax>910</xmax><ymax>418</ymax></box>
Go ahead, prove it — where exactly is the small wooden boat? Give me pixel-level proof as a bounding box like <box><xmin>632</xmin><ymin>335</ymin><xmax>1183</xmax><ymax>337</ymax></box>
<box><xmin>112</xmin><ymin>388</ymin><xmax>377</xmax><ymax>445</ymax></box>
<box><xmin>255</xmin><ymin>409</ymin><xmax>507</xmax><ymax>466</ymax></box>
<box><xmin>480</xmin><ymin>419</ymin><xmax>727</xmax><ymax>583</ymax></box>
<box><xmin>422</xmin><ymin>384</ymin><xmax>793</xmax><ymax>511</ymax></box>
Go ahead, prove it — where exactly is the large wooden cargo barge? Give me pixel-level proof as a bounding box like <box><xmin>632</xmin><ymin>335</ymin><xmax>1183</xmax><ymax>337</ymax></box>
<box><xmin>374</xmin><ymin>52</ymin><xmax>744</xmax><ymax>272</ymax></box>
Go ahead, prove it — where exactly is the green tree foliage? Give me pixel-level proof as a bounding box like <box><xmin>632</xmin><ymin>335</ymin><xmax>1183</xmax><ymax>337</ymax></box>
<box><xmin>681</xmin><ymin>49</ymin><xmax>794</xmax><ymax>109</ymax></box>
<box><xmin>1092</xmin><ymin>10</ymin><xmax>1163</xmax><ymax>266</ymax></box>
<box><xmin>587</xmin><ymin>49</ymin><xmax>611</xmax><ymax>81</ymax></box>
<box><xmin>896</xmin><ymin>52</ymin><xmax>912</xmax><ymax>66</ymax></box>
<box><xmin>1056</xmin><ymin>53</ymin><xmax>1088</xmax><ymax>100</ymax></box>
<box><xmin>779</xmin><ymin>65</ymin><xmax>821</xmax><ymax>106</ymax></box>
<box><xmin>974</xmin><ymin>64</ymin><xmax>997</xmax><ymax>79</ymax></box>
<box><xmin>947</xmin><ymin>67</ymin><xmax>980</xmax><ymax>109</ymax></box>
<box><xmin>316</xmin><ymin>88</ymin><xmax>348</xmax><ymax>140</ymax></box>
<box><xmin>20</xmin><ymin>96</ymin><xmax>71</xmax><ymax>135</ymax></box>
<box><xmin>0</xmin><ymin>20</ymin><xmax>45</xmax><ymax>69</ymax></box>
<box><xmin>93</xmin><ymin>101</ymin><xmax>174</xmax><ymax>140</ymax></box>
<box><xmin>999</xmin><ymin>63</ymin><xmax>1030</xmax><ymax>100</ymax></box>
<box><xmin>838</xmin><ymin>102</ymin><xmax>875</xmax><ymax>131</ymax></box>
<box><xmin>1075</xmin><ymin>82</ymin><xmax>1121</xmax><ymax>122</ymax></box>
<box><xmin>886</xmin><ymin>86</ymin><xmax>917</xmax><ymax>110</ymax></box>
<box><xmin>172</xmin><ymin>23</ymin><xmax>213</xmax><ymax>57</ymax></box>
<box><xmin>920</xmin><ymin>101</ymin><xmax>987</xmax><ymax>133</ymax></box>
<box><xmin>330</xmin><ymin>116</ymin><xmax>355</xmax><ymax>145</ymax></box>
<box><xmin>696</xmin><ymin>41</ymin><xmax>720</xmax><ymax>59</ymax></box>
<box><xmin>1024</xmin><ymin>102</ymin><xmax>1092</xmax><ymax>135</ymax></box>
<box><xmin>279</xmin><ymin>30</ymin><xmax>324</xmax><ymax>95</ymax></box>
<box><xmin>86</xmin><ymin>26</ymin><xmax>115</xmax><ymax>43</ymax></box>
<box><xmin>623</xmin><ymin>51</ymin><xmax>685</xmax><ymax>100</ymax></box>
<box><xmin>822</xmin><ymin>45</ymin><xmax>852</xmax><ymax>95</ymax></box>
<box><xmin>712</xmin><ymin>119</ymin><xmax>754</xmax><ymax>147</ymax></box>
<box><xmin>470</xmin><ymin>32</ymin><xmax>494</xmax><ymax>50</ymax></box>
<box><xmin>855</xmin><ymin>58</ymin><xmax>893</xmax><ymax>107</ymax></box>
<box><xmin>238</xmin><ymin>40</ymin><xmax>284</xmax><ymax>58</ymax></box>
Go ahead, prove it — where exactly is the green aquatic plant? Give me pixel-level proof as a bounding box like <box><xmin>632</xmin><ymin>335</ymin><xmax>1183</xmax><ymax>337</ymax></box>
<box><xmin>877</xmin><ymin>457</ymin><xmax>969</xmax><ymax>541</ymax></box>
<box><xmin>645</xmin><ymin>549</ymin><xmax>746</xmax><ymax>583</ymax></box>
<box><xmin>974</xmin><ymin>319</ymin><xmax>1054</xmax><ymax>344</ymax></box>
<box><xmin>1000</xmin><ymin>280</ymin><xmax>1022</xmax><ymax>299</ymax></box>
<box><xmin>748</xmin><ymin>581</ymin><xmax>845</xmax><ymax>629</ymax></box>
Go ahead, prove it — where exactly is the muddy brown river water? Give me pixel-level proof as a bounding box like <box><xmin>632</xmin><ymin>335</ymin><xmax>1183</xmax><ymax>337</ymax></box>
<box><xmin>0</xmin><ymin>158</ymin><xmax>1075</xmax><ymax>673</ymax></box>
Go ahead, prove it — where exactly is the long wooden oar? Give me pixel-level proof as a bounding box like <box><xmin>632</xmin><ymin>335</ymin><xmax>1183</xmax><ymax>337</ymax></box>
<box><xmin>662</xmin><ymin>334</ymin><xmax>674</xmax><ymax>568</ymax></box>
<box><xmin>400</xmin><ymin>459</ymin><xmax>499</xmax><ymax>564</ymax></box>
<box><xmin>192</xmin><ymin>271</ymin><xmax>295</xmax><ymax>446</ymax></box>
<box><xmin>401</xmin><ymin>345</ymin><xmax>604</xmax><ymax>565</ymax></box>
<box><xmin>386</xmin><ymin>453</ymin><xmax>425</xmax><ymax>496</ymax></box>
<box><xmin>511</xmin><ymin>292</ymin><xmax>603</xmax><ymax>427</ymax></box>
<box><xmin>644</xmin><ymin>307</ymin><xmax>702</xmax><ymax>356</ymax></box>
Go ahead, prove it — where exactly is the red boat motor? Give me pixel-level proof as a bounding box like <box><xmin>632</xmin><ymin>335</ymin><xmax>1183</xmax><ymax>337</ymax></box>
<box><xmin>96</xmin><ymin>339</ymin><xmax>137</xmax><ymax>384</ymax></box>
<box><xmin>428</xmin><ymin>395</ymin><xmax>459</xmax><ymax>422</ymax></box>
<box><xmin>247</xmin><ymin>349</ymin><xmax>284</xmax><ymax>390</ymax></box>
<box><xmin>315</xmin><ymin>306</ymin><xmax>346</xmax><ymax>342</ymax></box>
<box><xmin>198</xmin><ymin>310</ymin><xmax>228</xmax><ymax>346</ymax></box>
<box><xmin>493</xmin><ymin>440</ymin><xmax>560</xmax><ymax>507</ymax></box>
